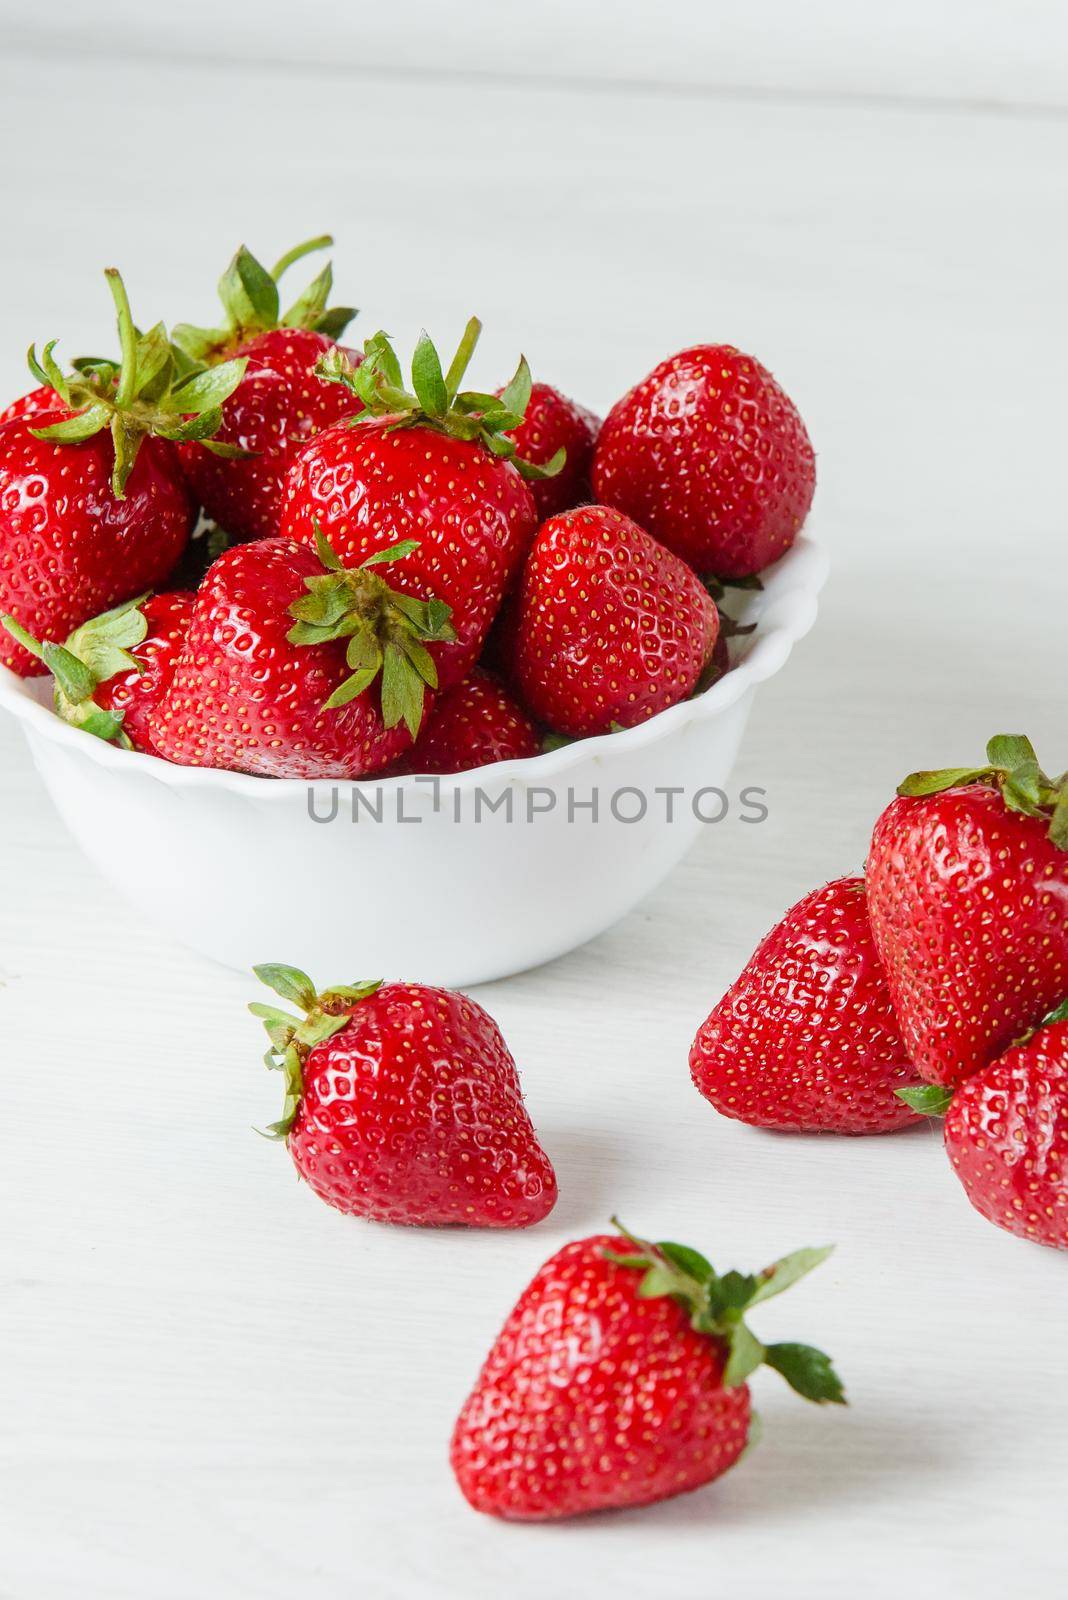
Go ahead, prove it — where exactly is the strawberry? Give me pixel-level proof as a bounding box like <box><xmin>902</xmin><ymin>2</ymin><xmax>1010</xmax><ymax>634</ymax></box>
<box><xmin>451</xmin><ymin>1221</ymin><xmax>843</xmax><ymax>1519</ymax></box>
<box><xmin>506</xmin><ymin>503</ymin><xmax>718</xmax><ymax>737</ymax></box>
<box><xmin>866</xmin><ymin>735</ymin><xmax>1068</xmax><ymax>1088</ymax></box>
<box><xmin>501</xmin><ymin>381</ymin><xmax>599</xmax><ymax>520</ymax></box>
<box><xmin>392</xmin><ymin>667</ymin><xmax>542</xmax><ymax>776</ymax></box>
<box><xmin>279</xmin><ymin>320</ymin><xmax>556</xmax><ymax>690</ymax></box>
<box><xmin>0</xmin><ymin>270</ymin><xmax>243</xmax><ymax>676</ymax></box>
<box><xmin>901</xmin><ymin>1006</ymin><xmax>1068</xmax><ymax>1250</ymax></box>
<box><xmin>592</xmin><ymin>345</ymin><xmax>816</xmax><ymax>579</ymax></box>
<box><xmin>173</xmin><ymin>236</ymin><xmax>361</xmax><ymax>542</ymax></box>
<box><xmin>690</xmin><ymin>878</ymin><xmax>920</xmax><ymax>1135</ymax></box>
<box><xmin>149</xmin><ymin>531</ymin><xmax>454</xmax><ymax>778</ymax></box>
<box><xmin>2</xmin><ymin>590</ymin><xmax>192</xmax><ymax>754</ymax></box>
<box><xmin>250</xmin><ymin>965</ymin><xmax>557</xmax><ymax>1227</ymax></box>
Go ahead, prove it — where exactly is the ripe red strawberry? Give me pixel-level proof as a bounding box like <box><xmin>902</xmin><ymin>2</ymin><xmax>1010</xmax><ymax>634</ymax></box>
<box><xmin>149</xmin><ymin>531</ymin><xmax>457</xmax><ymax>777</ymax></box>
<box><xmin>690</xmin><ymin>878</ymin><xmax>920</xmax><ymax>1134</ymax></box>
<box><xmin>173</xmin><ymin>237</ymin><xmax>362</xmax><ymax>541</ymax></box>
<box><xmin>0</xmin><ymin>271</ymin><xmax>241</xmax><ymax>677</ymax></box>
<box><xmin>2</xmin><ymin>590</ymin><xmax>192</xmax><ymax>754</ymax></box>
<box><xmin>592</xmin><ymin>345</ymin><xmax>816</xmax><ymax>579</ymax></box>
<box><xmin>867</xmin><ymin>735</ymin><xmax>1068</xmax><ymax>1088</ymax></box>
<box><xmin>392</xmin><ymin>667</ymin><xmax>541</xmax><ymax>776</ymax></box>
<box><xmin>500</xmin><ymin>381</ymin><xmax>599</xmax><ymax>520</ymax></box>
<box><xmin>279</xmin><ymin>321</ymin><xmax>554</xmax><ymax>690</ymax></box>
<box><xmin>451</xmin><ymin>1221</ymin><xmax>843</xmax><ymax>1519</ymax></box>
<box><xmin>902</xmin><ymin>1007</ymin><xmax>1068</xmax><ymax>1250</ymax></box>
<box><xmin>507</xmin><ymin>503</ymin><xmax>718</xmax><ymax>737</ymax></box>
<box><xmin>250</xmin><ymin>965</ymin><xmax>557</xmax><ymax>1227</ymax></box>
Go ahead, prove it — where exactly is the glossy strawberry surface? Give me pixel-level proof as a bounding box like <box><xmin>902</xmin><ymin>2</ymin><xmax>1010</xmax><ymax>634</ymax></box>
<box><xmin>592</xmin><ymin>344</ymin><xmax>815</xmax><ymax>578</ymax></box>
<box><xmin>502</xmin><ymin>381</ymin><xmax>599</xmax><ymax>520</ymax></box>
<box><xmin>148</xmin><ymin>537</ymin><xmax>412</xmax><ymax>778</ymax></box>
<box><xmin>392</xmin><ymin>668</ymin><xmax>541</xmax><ymax>776</ymax></box>
<box><xmin>867</xmin><ymin>787</ymin><xmax>1068</xmax><ymax>1087</ymax></box>
<box><xmin>178</xmin><ymin>328</ymin><xmax>362</xmax><ymax>543</ymax></box>
<box><xmin>508</xmin><ymin>503</ymin><xmax>717</xmax><ymax>736</ymax></box>
<box><xmin>279</xmin><ymin>420</ymin><xmax>537</xmax><ymax>690</ymax></box>
<box><xmin>95</xmin><ymin>591</ymin><xmax>194</xmax><ymax>756</ymax></box>
<box><xmin>0</xmin><ymin>407</ymin><xmax>193</xmax><ymax>676</ymax></box>
<box><xmin>944</xmin><ymin>1018</ymin><xmax>1068</xmax><ymax>1249</ymax></box>
<box><xmin>288</xmin><ymin>983</ymin><xmax>557</xmax><ymax>1227</ymax></box>
<box><xmin>691</xmin><ymin>877</ymin><xmax>920</xmax><ymax>1134</ymax></box>
<box><xmin>451</xmin><ymin>1234</ymin><xmax>750</xmax><ymax>1520</ymax></box>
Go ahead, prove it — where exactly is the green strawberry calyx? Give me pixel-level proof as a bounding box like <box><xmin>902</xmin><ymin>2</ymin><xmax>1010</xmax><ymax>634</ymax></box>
<box><xmin>895</xmin><ymin>1083</ymin><xmax>954</xmax><ymax>1116</ymax></box>
<box><xmin>172</xmin><ymin>234</ymin><xmax>357</xmax><ymax>364</ymax></box>
<box><xmin>315</xmin><ymin>318</ymin><xmax>566</xmax><ymax>483</ymax></box>
<box><xmin>603</xmin><ymin>1218</ymin><xmax>845</xmax><ymax>1406</ymax></box>
<box><xmin>27</xmin><ymin>269</ymin><xmax>248</xmax><ymax>497</ymax></box>
<box><xmin>898</xmin><ymin>734</ymin><xmax>1068</xmax><ymax>850</ymax></box>
<box><xmin>250</xmin><ymin>963</ymin><xmax>382</xmax><ymax>1139</ymax></box>
<box><xmin>287</xmin><ymin>525</ymin><xmax>456</xmax><ymax>739</ymax></box>
<box><xmin>1</xmin><ymin>595</ymin><xmax>153</xmax><ymax>747</ymax></box>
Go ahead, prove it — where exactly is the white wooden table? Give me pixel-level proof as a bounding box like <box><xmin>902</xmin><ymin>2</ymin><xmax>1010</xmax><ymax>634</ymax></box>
<box><xmin>2</xmin><ymin>35</ymin><xmax>1066</xmax><ymax>1600</ymax></box>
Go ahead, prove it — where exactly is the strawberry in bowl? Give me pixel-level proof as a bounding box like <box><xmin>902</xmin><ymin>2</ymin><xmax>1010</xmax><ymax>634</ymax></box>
<box><xmin>0</xmin><ymin>269</ymin><xmax>244</xmax><ymax>676</ymax></box>
<box><xmin>173</xmin><ymin>234</ymin><xmax>361</xmax><ymax>542</ymax></box>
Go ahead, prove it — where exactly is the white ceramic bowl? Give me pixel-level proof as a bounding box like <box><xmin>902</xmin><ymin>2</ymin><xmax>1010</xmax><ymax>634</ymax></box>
<box><xmin>0</xmin><ymin>535</ymin><xmax>826</xmax><ymax>985</ymax></box>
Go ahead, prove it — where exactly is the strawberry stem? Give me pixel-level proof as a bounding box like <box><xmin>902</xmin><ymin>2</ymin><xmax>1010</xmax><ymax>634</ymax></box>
<box><xmin>250</xmin><ymin>965</ymin><xmax>383</xmax><ymax>1139</ymax></box>
<box><xmin>602</xmin><ymin>1220</ymin><xmax>844</xmax><ymax>1407</ymax></box>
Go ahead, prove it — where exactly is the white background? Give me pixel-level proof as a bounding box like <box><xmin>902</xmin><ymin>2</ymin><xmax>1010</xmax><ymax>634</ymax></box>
<box><xmin>1</xmin><ymin>5</ymin><xmax>1067</xmax><ymax>1598</ymax></box>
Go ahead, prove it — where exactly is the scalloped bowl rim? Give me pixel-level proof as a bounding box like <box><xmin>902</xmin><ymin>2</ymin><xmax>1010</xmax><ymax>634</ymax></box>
<box><xmin>0</xmin><ymin>533</ymin><xmax>828</xmax><ymax>799</ymax></box>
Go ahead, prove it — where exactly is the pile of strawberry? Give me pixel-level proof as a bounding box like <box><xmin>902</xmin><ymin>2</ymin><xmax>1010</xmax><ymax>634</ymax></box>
<box><xmin>690</xmin><ymin>734</ymin><xmax>1068</xmax><ymax>1253</ymax></box>
<box><xmin>0</xmin><ymin>236</ymin><xmax>816</xmax><ymax>776</ymax></box>
<box><xmin>248</xmin><ymin>961</ymin><xmax>844</xmax><ymax>1521</ymax></box>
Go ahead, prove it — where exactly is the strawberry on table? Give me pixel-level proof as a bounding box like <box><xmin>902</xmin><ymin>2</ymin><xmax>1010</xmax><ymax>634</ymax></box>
<box><xmin>901</xmin><ymin>1007</ymin><xmax>1068</xmax><ymax>1251</ymax></box>
<box><xmin>691</xmin><ymin>877</ymin><xmax>921</xmax><ymax>1135</ymax></box>
<box><xmin>173</xmin><ymin>235</ymin><xmax>362</xmax><ymax>542</ymax></box>
<box><xmin>0</xmin><ymin>270</ymin><xmax>243</xmax><ymax>676</ymax></box>
<box><xmin>250</xmin><ymin>965</ymin><xmax>557</xmax><ymax>1228</ymax></box>
<box><xmin>592</xmin><ymin>344</ymin><xmax>816</xmax><ymax>579</ymax></box>
<box><xmin>507</xmin><ymin>503</ymin><xmax>718</xmax><ymax>737</ymax></box>
<box><xmin>280</xmin><ymin>319</ymin><xmax>556</xmax><ymax>690</ymax></box>
<box><xmin>2</xmin><ymin>591</ymin><xmax>193</xmax><ymax>755</ymax></box>
<box><xmin>149</xmin><ymin>530</ymin><xmax>453</xmax><ymax>778</ymax></box>
<box><xmin>501</xmin><ymin>380</ymin><xmax>599</xmax><ymax>520</ymax></box>
<box><xmin>391</xmin><ymin>667</ymin><xmax>542</xmax><ymax>776</ymax></box>
<box><xmin>866</xmin><ymin>735</ymin><xmax>1068</xmax><ymax>1088</ymax></box>
<box><xmin>451</xmin><ymin>1221</ymin><xmax>844</xmax><ymax>1519</ymax></box>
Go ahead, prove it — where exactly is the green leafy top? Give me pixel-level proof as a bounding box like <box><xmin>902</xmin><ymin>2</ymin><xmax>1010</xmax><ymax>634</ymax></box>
<box><xmin>287</xmin><ymin>526</ymin><xmax>455</xmax><ymax>738</ymax></box>
<box><xmin>250</xmin><ymin>963</ymin><xmax>382</xmax><ymax>1138</ymax></box>
<box><xmin>27</xmin><ymin>269</ymin><xmax>248</xmax><ymax>497</ymax></box>
<box><xmin>172</xmin><ymin>235</ymin><xmax>357</xmax><ymax>364</ymax></box>
<box><xmin>315</xmin><ymin>318</ymin><xmax>565</xmax><ymax>482</ymax></box>
<box><xmin>1</xmin><ymin>595</ymin><xmax>153</xmax><ymax>746</ymax></box>
<box><xmin>604</xmin><ymin>1219</ymin><xmax>845</xmax><ymax>1405</ymax></box>
<box><xmin>898</xmin><ymin>734</ymin><xmax>1068</xmax><ymax>850</ymax></box>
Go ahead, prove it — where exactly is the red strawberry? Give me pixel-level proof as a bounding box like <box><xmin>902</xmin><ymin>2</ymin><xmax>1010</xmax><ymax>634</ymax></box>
<box><xmin>250</xmin><ymin>965</ymin><xmax>557</xmax><ymax>1227</ymax></box>
<box><xmin>902</xmin><ymin>1007</ymin><xmax>1068</xmax><ymax>1250</ymax></box>
<box><xmin>501</xmin><ymin>381</ymin><xmax>599</xmax><ymax>520</ymax></box>
<box><xmin>690</xmin><ymin>877</ymin><xmax>920</xmax><ymax>1135</ymax></box>
<box><xmin>507</xmin><ymin>503</ymin><xmax>718</xmax><ymax>737</ymax></box>
<box><xmin>149</xmin><ymin>531</ymin><xmax>455</xmax><ymax>778</ymax></box>
<box><xmin>279</xmin><ymin>321</ymin><xmax>553</xmax><ymax>690</ymax></box>
<box><xmin>592</xmin><ymin>344</ymin><xmax>816</xmax><ymax>579</ymax></box>
<box><xmin>392</xmin><ymin>667</ymin><xmax>541</xmax><ymax>775</ymax></box>
<box><xmin>0</xmin><ymin>271</ymin><xmax>241</xmax><ymax>677</ymax></box>
<box><xmin>173</xmin><ymin>237</ymin><xmax>362</xmax><ymax>541</ymax></box>
<box><xmin>2</xmin><ymin>590</ymin><xmax>192</xmax><ymax>755</ymax></box>
<box><xmin>866</xmin><ymin>735</ymin><xmax>1068</xmax><ymax>1088</ymax></box>
<box><xmin>451</xmin><ymin>1221</ymin><xmax>844</xmax><ymax>1519</ymax></box>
